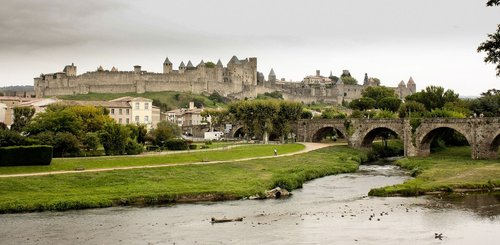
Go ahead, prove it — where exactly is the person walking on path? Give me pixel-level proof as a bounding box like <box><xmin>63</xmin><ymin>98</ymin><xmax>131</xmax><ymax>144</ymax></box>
<box><xmin>274</xmin><ymin>148</ymin><xmax>277</xmax><ymax>156</ymax></box>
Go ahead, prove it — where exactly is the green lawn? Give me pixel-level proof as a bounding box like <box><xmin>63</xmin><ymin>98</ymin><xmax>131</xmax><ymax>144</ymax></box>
<box><xmin>0</xmin><ymin>146</ymin><xmax>366</xmax><ymax>213</ymax></box>
<box><xmin>369</xmin><ymin>146</ymin><xmax>500</xmax><ymax>196</ymax></box>
<box><xmin>0</xmin><ymin>144</ymin><xmax>304</xmax><ymax>175</ymax></box>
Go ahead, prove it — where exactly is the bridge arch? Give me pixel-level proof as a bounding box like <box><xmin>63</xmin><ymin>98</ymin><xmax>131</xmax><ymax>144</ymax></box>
<box><xmin>487</xmin><ymin>130</ymin><xmax>500</xmax><ymax>159</ymax></box>
<box><xmin>311</xmin><ymin>126</ymin><xmax>346</xmax><ymax>142</ymax></box>
<box><xmin>361</xmin><ymin>126</ymin><xmax>401</xmax><ymax>148</ymax></box>
<box><xmin>415</xmin><ymin>126</ymin><xmax>472</xmax><ymax>156</ymax></box>
<box><xmin>232</xmin><ymin>126</ymin><xmax>245</xmax><ymax>139</ymax></box>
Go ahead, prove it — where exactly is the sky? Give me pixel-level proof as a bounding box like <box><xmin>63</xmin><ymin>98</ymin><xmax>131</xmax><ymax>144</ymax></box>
<box><xmin>0</xmin><ymin>0</ymin><xmax>498</xmax><ymax>96</ymax></box>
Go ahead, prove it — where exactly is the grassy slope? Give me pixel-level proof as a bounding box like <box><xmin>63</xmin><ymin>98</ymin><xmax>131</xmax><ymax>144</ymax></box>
<box><xmin>0</xmin><ymin>144</ymin><xmax>304</xmax><ymax>175</ymax></box>
<box><xmin>0</xmin><ymin>146</ymin><xmax>366</xmax><ymax>213</ymax></box>
<box><xmin>57</xmin><ymin>91</ymin><xmax>226</xmax><ymax>109</ymax></box>
<box><xmin>369</xmin><ymin>147</ymin><xmax>500</xmax><ymax>196</ymax></box>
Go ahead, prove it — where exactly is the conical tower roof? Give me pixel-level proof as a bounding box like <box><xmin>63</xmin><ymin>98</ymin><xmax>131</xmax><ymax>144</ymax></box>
<box><xmin>111</xmin><ymin>66</ymin><xmax>118</xmax><ymax>72</ymax></box>
<box><xmin>186</xmin><ymin>61</ymin><xmax>194</xmax><ymax>68</ymax></box>
<box><xmin>198</xmin><ymin>60</ymin><xmax>205</xmax><ymax>67</ymax></box>
<box><xmin>407</xmin><ymin>76</ymin><xmax>415</xmax><ymax>85</ymax></box>
<box><xmin>398</xmin><ymin>80</ymin><xmax>406</xmax><ymax>87</ymax></box>
<box><xmin>216</xmin><ymin>59</ymin><xmax>223</xmax><ymax>66</ymax></box>
<box><xmin>269</xmin><ymin>68</ymin><xmax>276</xmax><ymax>76</ymax></box>
<box><xmin>164</xmin><ymin>57</ymin><xmax>172</xmax><ymax>65</ymax></box>
<box><xmin>179</xmin><ymin>61</ymin><xmax>185</xmax><ymax>68</ymax></box>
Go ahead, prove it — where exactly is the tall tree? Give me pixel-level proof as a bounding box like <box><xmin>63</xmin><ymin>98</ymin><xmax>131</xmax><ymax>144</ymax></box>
<box><xmin>405</xmin><ymin>86</ymin><xmax>459</xmax><ymax>111</ymax></box>
<box><xmin>273</xmin><ymin>101</ymin><xmax>303</xmax><ymax>143</ymax></box>
<box><xmin>478</xmin><ymin>0</ymin><xmax>500</xmax><ymax>76</ymax></box>
<box><xmin>11</xmin><ymin>107</ymin><xmax>35</xmax><ymax>132</ymax></box>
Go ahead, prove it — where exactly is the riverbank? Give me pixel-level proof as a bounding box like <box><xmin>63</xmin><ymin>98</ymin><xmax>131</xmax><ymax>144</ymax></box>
<box><xmin>369</xmin><ymin>146</ymin><xmax>500</xmax><ymax>196</ymax></box>
<box><xmin>0</xmin><ymin>146</ymin><xmax>366</xmax><ymax>214</ymax></box>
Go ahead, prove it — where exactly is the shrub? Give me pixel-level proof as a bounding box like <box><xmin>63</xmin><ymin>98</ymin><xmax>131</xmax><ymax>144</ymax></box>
<box><xmin>204</xmin><ymin>140</ymin><xmax>213</xmax><ymax>145</ymax></box>
<box><xmin>189</xmin><ymin>144</ymin><xmax>197</xmax><ymax>150</ymax></box>
<box><xmin>125</xmin><ymin>139</ymin><xmax>144</xmax><ymax>155</ymax></box>
<box><xmin>146</xmin><ymin>145</ymin><xmax>160</xmax><ymax>151</ymax></box>
<box><xmin>165</xmin><ymin>139</ymin><xmax>189</xmax><ymax>150</ymax></box>
<box><xmin>0</xmin><ymin>145</ymin><xmax>53</xmax><ymax>166</ymax></box>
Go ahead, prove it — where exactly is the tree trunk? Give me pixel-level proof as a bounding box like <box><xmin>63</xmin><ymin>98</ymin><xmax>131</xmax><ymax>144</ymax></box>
<box><xmin>263</xmin><ymin>131</ymin><xmax>269</xmax><ymax>144</ymax></box>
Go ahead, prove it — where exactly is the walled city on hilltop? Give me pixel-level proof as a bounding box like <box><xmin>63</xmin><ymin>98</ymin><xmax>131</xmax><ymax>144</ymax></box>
<box><xmin>34</xmin><ymin>56</ymin><xmax>416</xmax><ymax>104</ymax></box>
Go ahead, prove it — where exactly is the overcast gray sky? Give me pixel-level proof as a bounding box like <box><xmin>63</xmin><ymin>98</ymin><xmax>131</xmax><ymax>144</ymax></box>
<box><xmin>0</xmin><ymin>0</ymin><xmax>498</xmax><ymax>96</ymax></box>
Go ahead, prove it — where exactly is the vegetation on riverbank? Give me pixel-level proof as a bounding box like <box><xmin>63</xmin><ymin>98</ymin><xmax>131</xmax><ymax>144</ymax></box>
<box><xmin>0</xmin><ymin>146</ymin><xmax>365</xmax><ymax>213</ymax></box>
<box><xmin>0</xmin><ymin>143</ymin><xmax>304</xmax><ymax>175</ymax></box>
<box><xmin>369</xmin><ymin>146</ymin><xmax>500</xmax><ymax>196</ymax></box>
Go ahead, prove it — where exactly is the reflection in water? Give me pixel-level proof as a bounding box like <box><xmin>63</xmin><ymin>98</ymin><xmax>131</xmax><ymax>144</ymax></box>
<box><xmin>0</xmin><ymin>165</ymin><xmax>499</xmax><ymax>245</ymax></box>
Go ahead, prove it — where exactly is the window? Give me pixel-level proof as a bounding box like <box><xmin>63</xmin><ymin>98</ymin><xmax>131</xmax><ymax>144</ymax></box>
<box><xmin>144</xmin><ymin>116</ymin><xmax>149</xmax><ymax>122</ymax></box>
<box><xmin>144</xmin><ymin>103</ymin><xmax>149</xmax><ymax>110</ymax></box>
<box><xmin>135</xmin><ymin>102</ymin><xmax>140</xmax><ymax>110</ymax></box>
<box><xmin>119</xmin><ymin>118</ymin><xmax>122</xmax><ymax>124</ymax></box>
<box><xmin>126</xmin><ymin>118</ymin><xmax>129</xmax><ymax>124</ymax></box>
<box><xmin>119</xmin><ymin>109</ymin><xmax>122</xmax><ymax>115</ymax></box>
<box><xmin>135</xmin><ymin>116</ymin><xmax>139</xmax><ymax>122</ymax></box>
<box><xmin>111</xmin><ymin>109</ymin><xmax>115</xmax><ymax>115</ymax></box>
<box><xmin>126</xmin><ymin>109</ymin><xmax>130</xmax><ymax>115</ymax></box>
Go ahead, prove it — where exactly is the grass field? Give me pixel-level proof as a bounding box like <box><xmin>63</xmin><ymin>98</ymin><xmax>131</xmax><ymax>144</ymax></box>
<box><xmin>0</xmin><ymin>144</ymin><xmax>304</xmax><ymax>175</ymax></box>
<box><xmin>369</xmin><ymin>146</ymin><xmax>500</xmax><ymax>196</ymax></box>
<box><xmin>0</xmin><ymin>146</ymin><xmax>366</xmax><ymax>213</ymax></box>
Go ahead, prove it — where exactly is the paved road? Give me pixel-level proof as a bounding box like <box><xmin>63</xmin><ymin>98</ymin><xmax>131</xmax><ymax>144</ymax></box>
<box><xmin>0</xmin><ymin>142</ymin><xmax>337</xmax><ymax>178</ymax></box>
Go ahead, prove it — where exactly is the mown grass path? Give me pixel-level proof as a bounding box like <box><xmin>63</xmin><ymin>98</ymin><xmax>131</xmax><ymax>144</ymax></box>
<box><xmin>0</xmin><ymin>143</ymin><xmax>331</xmax><ymax>178</ymax></box>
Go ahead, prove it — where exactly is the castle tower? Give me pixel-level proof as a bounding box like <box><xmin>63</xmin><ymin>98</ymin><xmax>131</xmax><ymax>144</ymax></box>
<box><xmin>216</xmin><ymin>59</ymin><xmax>223</xmax><ymax>67</ymax></box>
<box><xmin>316</xmin><ymin>70</ymin><xmax>321</xmax><ymax>76</ymax></box>
<box><xmin>197</xmin><ymin>60</ymin><xmax>205</xmax><ymax>67</ymax></box>
<box><xmin>336</xmin><ymin>76</ymin><xmax>345</xmax><ymax>105</ymax></box>
<box><xmin>407</xmin><ymin>77</ymin><xmax>416</xmax><ymax>94</ymax></box>
<box><xmin>163</xmin><ymin>57</ymin><xmax>173</xmax><ymax>74</ymax></box>
<box><xmin>268</xmin><ymin>68</ymin><xmax>276</xmax><ymax>85</ymax></box>
<box><xmin>363</xmin><ymin>73</ymin><xmax>369</xmax><ymax>86</ymax></box>
<box><xmin>134</xmin><ymin>65</ymin><xmax>141</xmax><ymax>74</ymax></box>
<box><xmin>186</xmin><ymin>61</ymin><xmax>195</xmax><ymax>70</ymax></box>
<box><xmin>63</xmin><ymin>63</ymin><xmax>77</xmax><ymax>76</ymax></box>
<box><xmin>179</xmin><ymin>61</ymin><xmax>186</xmax><ymax>74</ymax></box>
<box><xmin>97</xmin><ymin>65</ymin><xmax>104</xmax><ymax>72</ymax></box>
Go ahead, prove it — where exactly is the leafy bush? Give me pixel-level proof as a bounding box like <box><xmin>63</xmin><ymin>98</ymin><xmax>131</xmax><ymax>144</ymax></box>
<box><xmin>165</xmin><ymin>139</ymin><xmax>189</xmax><ymax>150</ymax></box>
<box><xmin>429</xmin><ymin>109</ymin><xmax>466</xmax><ymax>118</ymax></box>
<box><xmin>0</xmin><ymin>145</ymin><xmax>53</xmax><ymax>166</ymax></box>
<box><xmin>125</xmin><ymin>139</ymin><xmax>144</xmax><ymax>155</ymax></box>
<box><xmin>189</xmin><ymin>144</ymin><xmax>197</xmax><ymax>150</ymax></box>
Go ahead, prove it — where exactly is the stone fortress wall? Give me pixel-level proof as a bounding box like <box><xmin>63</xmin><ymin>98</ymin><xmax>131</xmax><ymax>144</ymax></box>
<box><xmin>34</xmin><ymin>56</ymin><xmax>416</xmax><ymax>104</ymax></box>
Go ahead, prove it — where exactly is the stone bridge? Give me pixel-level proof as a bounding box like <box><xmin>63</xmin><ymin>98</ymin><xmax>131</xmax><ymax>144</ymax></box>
<box><xmin>296</xmin><ymin>118</ymin><xmax>500</xmax><ymax>159</ymax></box>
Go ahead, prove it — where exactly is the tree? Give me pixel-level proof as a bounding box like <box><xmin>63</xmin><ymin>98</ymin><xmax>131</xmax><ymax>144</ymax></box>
<box><xmin>477</xmin><ymin>1</ymin><xmax>500</xmax><ymax>76</ymax></box>
<box><xmin>362</xmin><ymin>86</ymin><xmax>397</xmax><ymax>104</ymax></box>
<box><xmin>201</xmin><ymin>108</ymin><xmax>230</xmax><ymax>132</ymax></box>
<box><xmin>349</xmin><ymin>97</ymin><xmax>376</xmax><ymax>111</ymax></box>
<box><xmin>228</xmin><ymin>100</ymin><xmax>279</xmax><ymax>144</ymax></box>
<box><xmin>300</xmin><ymin>110</ymin><xmax>313</xmax><ymax>119</ymax></box>
<box><xmin>26</xmin><ymin>109</ymin><xmax>83</xmax><ymax>136</ymax></box>
<box><xmin>11</xmin><ymin>107</ymin><xmax>35</xmax><ymax>132</ymax></box>
<box><xmin>99</xmin><ymin>122</ymin><xmax>130</xmax><ymax>155</ymax></box>
<box><xmin>469</xmin><ymin>88</ymin><xmax>500</xmax><ymax>116</ymax></box>
<box><xmin>82</xmin><ymin>132</ymin><xmax>100</xmax><ymax>151</ymax></box>
<box><xmin>273</xmin><ymin>101</ymin><xmax>303</xmax><ymax>142</ymax></box>
<box><xmin>341</xmin><ymin>76</ymin><xmax>358</xmax><ymax>85</ymax></box>
<box><xmin>405</xmin><ymin>86</ymin><xmax>459</xmax><ymax>111</ymax></box>
<box><xmin>127</xmin><ymin>124</ymin><xmax>147</xmax><ymax>144</ymax></box>
<box><xmin>378</xmin><ymin>97</ymin><xmax>402</xmax><ymax>112</ymax></box>
<box><xmin>149</xmin><ymin>121</ymin><xmax>181</xmax><ymax>146</ymax></box>
<box><xmin>53</xmin><ymin>132</ymin><xmax>81</xmax><ymax>157</ymax></box>
<box><xmin>398</xmin><ymin>101</ymin><xmax>427</xmax><ymax>118</ymax></box>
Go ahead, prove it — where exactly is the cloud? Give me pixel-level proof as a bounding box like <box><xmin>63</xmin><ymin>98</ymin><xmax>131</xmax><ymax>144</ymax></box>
<box><xmin>0</xmin><ymin>0</ymin><xmax>126</xmax><ymax>51</ymax></box>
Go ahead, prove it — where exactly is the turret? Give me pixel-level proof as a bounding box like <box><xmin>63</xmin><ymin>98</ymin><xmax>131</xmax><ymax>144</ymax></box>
<box><xmin>97</xmin><ymin>65</ymin><xmax>104</xmax><ymax>72</ymax></box>
<box><xmin>407</xmin><ymin>77</ymin><xmax>416</xmax><ymax>93</ymax></box>
<box><xmin>268</xmin><ymin>68</ymin><xmax>276</xmax><ymax>85</ymax></box>
<box><xmin>63</xmin><ymin>63</ymin><xmax>77</xmax><ymax>76</ymax></box>
<box><xmin>216</xmin><ymin>59</ymin><xmax>223</xmax><ymax>67</ymax></box>
<box><xmin>186</xmin><ymin>61</ymin><xmax>195</xmax><ymax>70</ymax></box>
<box><xmin>163</xmin><ymin>57</ymin><xmax>173</xmax><ymax>74</ymax></box>
<box><xmin>179</xmin><ymin>61</ymin><xmax>186</xmax><ymax>74</ymax></box>
<box><xmin>134</xmin><ymin>65</ymin><xmax>141</xmax><ymax>74</ymax></box>
<box><xmin>197</xmin><ymin>60</ymin><xmax>205</xmax><ymax>67</ymax></box>
<box><xmin>316</xmin><ymin>70</ymin><xmax>321</xmax><ymax>76</ymax></box>
<box><xmin>398</xmin><ymin>80</ymin><xmax>406</xmax><ymax>88</ymax></box>
<box><xmin>363</xmin><ymin>73</ymin><xmax>369</xmax><ymax>86</ymax></box>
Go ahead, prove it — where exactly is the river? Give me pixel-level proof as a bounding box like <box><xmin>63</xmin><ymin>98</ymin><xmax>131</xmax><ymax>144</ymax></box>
<box><xmin>0</xmin><ymin>164</ymin><xmax>499</xmax><ymax>245</ymax></box>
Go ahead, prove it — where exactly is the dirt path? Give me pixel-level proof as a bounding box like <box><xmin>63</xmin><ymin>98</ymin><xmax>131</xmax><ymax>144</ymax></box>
<box><xmin>0</xmin><ymin>142</ymin><xmax>336</xmax><ymax>178</ymax></box>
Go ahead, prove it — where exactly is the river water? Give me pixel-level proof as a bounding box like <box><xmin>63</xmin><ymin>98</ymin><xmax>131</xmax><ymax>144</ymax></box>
<box><xmin>0</xmin><ymin>165</ymin><xmax>499</xmax><ymax>245</ymax></box>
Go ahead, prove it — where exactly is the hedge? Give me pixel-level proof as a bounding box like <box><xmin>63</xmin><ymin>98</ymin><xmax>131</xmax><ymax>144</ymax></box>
<box><xmin>0</xmin><ymin>145</ymin><xmax>53</xmax><ymax>166</ymax></box>
<box><xmin>165</xmin><ymin>139</ymin><xmax>189</xmax><ymax>151</ymax></box>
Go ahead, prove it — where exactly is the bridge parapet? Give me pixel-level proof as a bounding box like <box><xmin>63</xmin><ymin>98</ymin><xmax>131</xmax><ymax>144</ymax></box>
<box><xmin>296</xmin><ymin>117</ymin><xmax>500</xmax><ymax>160</ymax></box>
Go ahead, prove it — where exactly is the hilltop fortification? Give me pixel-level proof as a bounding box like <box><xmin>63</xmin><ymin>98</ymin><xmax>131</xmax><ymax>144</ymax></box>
<box><xmin>34</xmin><ymin>56</ymin><xmax>416</xmax><ymax>104</ymax></box>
